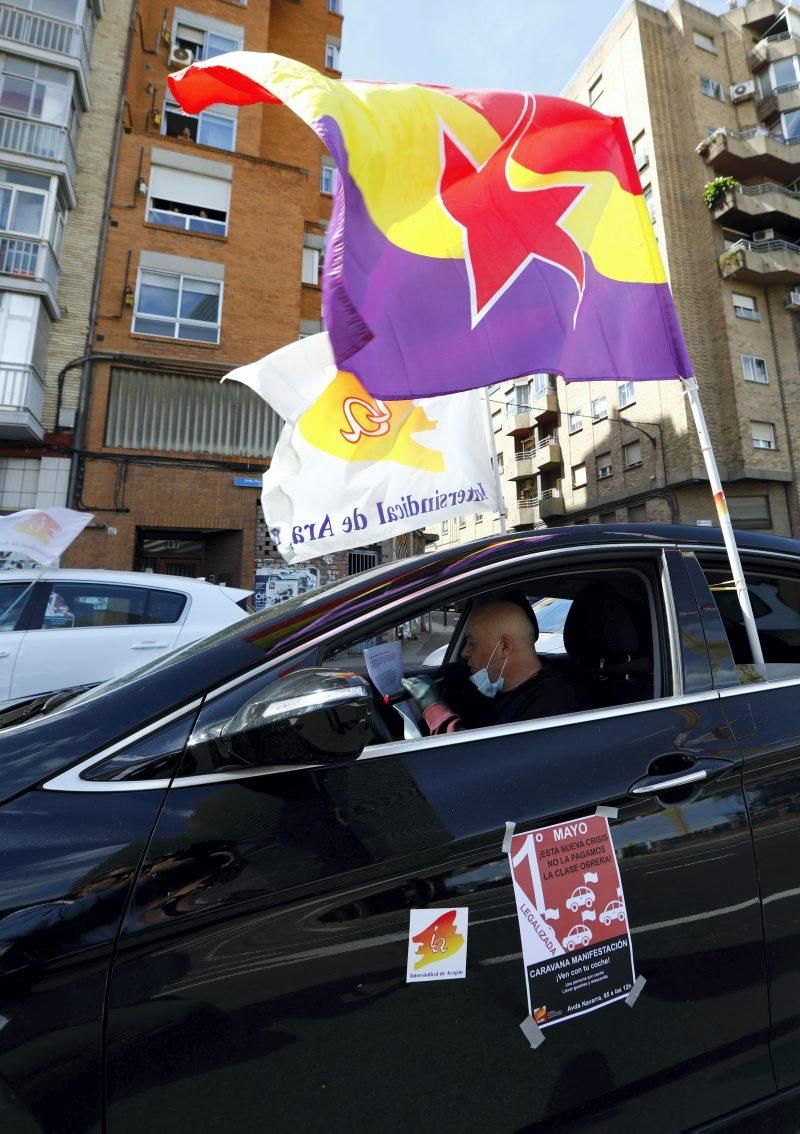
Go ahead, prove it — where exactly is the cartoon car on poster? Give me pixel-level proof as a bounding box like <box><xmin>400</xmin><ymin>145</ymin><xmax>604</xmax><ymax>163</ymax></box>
<box><xmin>566</xmin><ymin>885</ymin><xmax>595</xmax><ymax>912</ymax></box>
<box><xmin>562</xmin><ymin>924</ymin><xmax>593</xmax><ymax>951</ymax></box>
<box><xmin>600</xmin><ymin>899</ymin><xmax>626</xmax><ymax>926</ymax></box>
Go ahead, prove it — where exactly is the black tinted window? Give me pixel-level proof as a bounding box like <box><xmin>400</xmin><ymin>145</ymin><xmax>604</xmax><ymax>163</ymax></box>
<box><xmin>43</xmin><ymin>584</ymin><xmax>149</xmax><ymax>629</ymax></box>
<box><xmin>144</xmin><ymin>590</ymin><xmax>186</xmax><ymax>625</ymax></box>
<box><xmin>702</xmin><ymin>564</ymin><xmax>800</xmax><ymax>681</ymax></box>
<box><xmin>0</xmin><ymin>582</ymin><xmax>31</xmax><ymax>632</ymax></box>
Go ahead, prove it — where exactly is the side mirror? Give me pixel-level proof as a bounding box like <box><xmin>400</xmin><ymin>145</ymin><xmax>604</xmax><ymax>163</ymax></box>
<box><xmin>220</xmin><ymin>668</ymin><xmax>373</xmax><ymax>768</ymax></box>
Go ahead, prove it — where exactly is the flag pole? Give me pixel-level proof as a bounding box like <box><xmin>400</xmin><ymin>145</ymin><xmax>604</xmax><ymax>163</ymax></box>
<box><xmin>682</xmin><ymin>376</ymin><xmax>764</xmax><ymax>671</ymax></box>
<box><xmin>484</xmin><ymin>388</ymin><xmax>507</xmax><ymax>535</ymax></box>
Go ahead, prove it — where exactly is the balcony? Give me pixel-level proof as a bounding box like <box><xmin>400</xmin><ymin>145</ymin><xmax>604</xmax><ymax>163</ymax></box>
<box><xmin>534</xmin><ymin>434</ymin><xmax>562</xmax><ymax>471</ymax></box>
<box><xmin>511</xmin><ymin>497</ymin><xmax>540</xmax><ymax>528</ymax></box>
<box><xmin>757</xmin><ymin>82</ymin><xmax>800</xmax><ymax>121</ymax></box>
<box><xmin>510</xmin><ymin>454</ymin><xmax>535</xmax><ymax>480</ymax></box>
<box><xmin>0</xmin><ymin>235</ymin><xmax>60</xmax><ymax>317</ymax></box>
<box><xmin>699</xmin><ymin>127</ymin><xmax>800</xmax><ymax>181</ymax></box>
<box><xmin>0</xmin><ymin>364</ymin><xmax>44</xmax><ymax>440</ymax></box>
<box><xmin>736</xmin><ymin>0</ymin><xmax>788</xmax><ymax>36</ymax></box>
<box><xmin>749</xmin><ymin>31</ymin><xmax>800</xmax><ymax>68</ymax></box>
<box><xmin>0</xmin><ymin>114</ymin><xmax>76</xmax><ymax>202</ymax></box>
<box><xmin>538</xmin><ymin>488</ymin><xmax>565</xmax><ymax>521</ymax></box>
<box><xmin>0</xmin><ymin>4</ymin><xmax>91</xmax><ymax>104</ymax></box>
<box><xmin>533</xmin><ymin>390</ymin><xmax>559</xmax><ymax>423</ymax></box>
<box><xmin>719</xmin><ymin>237</ymin><xmax>800</xmax><ymax>284</ymax></box>
<box><xmin>712</xmin><ymin>182</ymin><xmax>800</xmax><ymax>234</ymax></box>
<box><xmin>505</xmin><ymin>409</ymin><xmax>533</xmax><ymax>436</ymax></box>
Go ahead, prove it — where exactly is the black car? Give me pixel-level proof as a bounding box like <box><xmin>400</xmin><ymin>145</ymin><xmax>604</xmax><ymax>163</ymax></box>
<box><xmin>3</xmin><ymin>524</ymin><xmax>800</xmax><ymax>1133</ymax></box>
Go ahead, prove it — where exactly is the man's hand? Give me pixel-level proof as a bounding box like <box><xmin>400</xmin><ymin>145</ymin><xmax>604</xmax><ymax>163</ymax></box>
<box><xmin>401</xmin><ymin>674</ymin><xmax>441</xmax><ymax>710</ymax></box>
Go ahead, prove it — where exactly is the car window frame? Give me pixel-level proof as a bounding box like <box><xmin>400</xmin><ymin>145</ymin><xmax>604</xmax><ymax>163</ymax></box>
<box><xmin>35</xmin><ymin>580</ymin><xmax>190</xmax><ymax>632</ymax></box>
<box><xmin>0</xmin><ymin>577</ymin><xmax>43</xmax><ymax>633</ymax></box>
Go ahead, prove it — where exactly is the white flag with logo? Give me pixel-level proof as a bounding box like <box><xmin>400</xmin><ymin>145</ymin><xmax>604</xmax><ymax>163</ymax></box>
<box><xmin>0</xmin><ymin>507</ymin><xmax>93</xmax><ymax>566</ymax></box>
<box><xmin>225</xmin><ymin>334</ymin><xmax>499</xmax><ymax>564</ymax></box>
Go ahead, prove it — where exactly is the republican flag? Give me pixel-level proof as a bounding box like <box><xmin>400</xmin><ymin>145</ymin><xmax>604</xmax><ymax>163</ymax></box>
<box><xmin>170</xmin><ymin>53</ymin><xmax>693</xmax><ymax>400</ymax></box>
<box><xmin>225</xmin><ymin>334</ymin><xmax>500</xmax><ymax>564</ymax></box>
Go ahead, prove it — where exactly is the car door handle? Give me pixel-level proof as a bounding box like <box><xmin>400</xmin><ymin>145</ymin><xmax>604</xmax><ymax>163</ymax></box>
<box><xmin>130</xmin><ymin>641</ymin><xmax>169</xmax><ymax>650</ymax></box>
<box><xmin>629</xmin><ymin>758</ymin><xmax>733</xmax><ymax>796</ymax></box>
<box><xmin>0</xmin><ymin>650</ymin><xmax>10</xmax><ymax>658</ymax></box>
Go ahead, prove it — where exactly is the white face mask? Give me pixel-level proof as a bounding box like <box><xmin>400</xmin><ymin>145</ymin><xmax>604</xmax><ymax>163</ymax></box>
<box><xmin>469</xmin><ymin>640</ymin><xmax>507</xmax><ymax>698</ymax></box>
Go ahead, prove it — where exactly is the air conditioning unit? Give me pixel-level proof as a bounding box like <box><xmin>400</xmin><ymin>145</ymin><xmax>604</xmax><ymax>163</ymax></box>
<box><xmin>168</xmin><ymin>45</ymin><xmax>194</xmax><ymax>69</ymax></box>
<box><xmin>730</xmin><ymin>79</ymin><xmax>756</xmax><ymax>102</ymax></box>
<box><xmin>786</xmin><ymin>290</ymin><xmax>800</xmax><ymax>310</ymax></box>
<box><xmin>753</xmin><ymin>227</ymin><xmax>775</xmax><ymax>241</ymax></box>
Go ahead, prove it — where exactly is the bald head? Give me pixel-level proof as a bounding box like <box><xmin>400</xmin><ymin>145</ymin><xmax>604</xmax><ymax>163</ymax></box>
<box><xmin>461</xmin><ymin>600</ymin><xmax>541</xmax><ymax>691</ymax></box>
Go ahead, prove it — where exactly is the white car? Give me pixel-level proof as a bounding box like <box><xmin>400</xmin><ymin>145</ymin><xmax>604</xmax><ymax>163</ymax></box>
<box><xmin>599</xmin><ymin>900</ymin><xmax>626</xmax><ymax>926</ymax></box>
<box><xmin>0</xmin><ymin>569</ymin><xmax>251</xmax><ymax>705</ymax></box>
<box><xmin>566</xmin><ymin>885</ymin><xmax>595</xmax><ymax>912</ymax></box>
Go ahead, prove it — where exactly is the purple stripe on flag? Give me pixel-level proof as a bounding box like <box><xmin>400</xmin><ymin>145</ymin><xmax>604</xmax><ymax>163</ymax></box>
<box><xmin>317</xmin><ymin>117</ymin><xmax>693</xmax><ymax>400</ymax></box>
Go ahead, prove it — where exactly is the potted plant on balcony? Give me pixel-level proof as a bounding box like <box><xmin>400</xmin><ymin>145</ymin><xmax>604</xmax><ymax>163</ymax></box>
<box><xmin>702</xmin><ymin>176</ymin><xmax>740</xmax><ymax>212</ymax></box>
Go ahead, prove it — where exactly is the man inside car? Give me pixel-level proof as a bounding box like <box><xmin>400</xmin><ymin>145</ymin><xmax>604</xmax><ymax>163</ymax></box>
<box><xmin>401</xmin><ymin>597</ymin><xmax>580</xmax><ymax>733</ymax></box>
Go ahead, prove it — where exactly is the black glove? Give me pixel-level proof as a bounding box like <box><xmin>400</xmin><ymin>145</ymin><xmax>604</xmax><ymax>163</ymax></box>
<box><xmin>401</xmin><ymin>674</ymin><xmax>442</xmax><ymax>710</ymax></box>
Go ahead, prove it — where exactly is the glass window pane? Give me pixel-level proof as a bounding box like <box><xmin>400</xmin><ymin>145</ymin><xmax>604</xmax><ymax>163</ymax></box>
<box><xmin>0</xmin><ymin>582</ymin><xmax>31</xmax><ymax>632</ymax></box>
<box><xmin>133</xmin><ymin>316</ymin><xmax>173</xmax><ymax>337</ymax></box>
<box><xmin>0</xmin><ymin>188</ymin><xmax>11</xmax><ymax>230</ymax></box>
<box><xmin>179</xmin><ymin>278</ymin><xmax>220</xmax><ymax>322</ymax></box>
<box><xmin>144</xmin><ymin>590</ymin><xmax>186</xmax><ymax>624</ymax></box>
<box><xmin>197</xmin><ymin>113</ymin><xmax>234</xmax><ymax>150</ymax></box>
<box><xmin>783</xmin><ymin>108</ymin><xmax>800</xmax><ymax>139</ymax></box>
<box><xmin>205</xmin><ymin>33</ymin><xmax>239</xmax><ymax>59</ymax></box>
<box><xmin>138</xmin><ymin>272</ymin><xmax>179</xmax><ymax>317</ymax></box>
<box><xmin>11</xmin><ymin>191</ymin><xmax>44</xmax><ymax>235</ymax></box>
<box><xmin>178</xmin><ymin>321</ymin><xmax>218</xmax><ymax>342</ymax></box>
<box><xmin>772</xmin><ymin>57</ymin><xmax>798</xmax><ymax>89</ymax></box>
<box><xmin>43</xmin><ymin>584</ymin><xmax>149</xmax><ymax>628</ymax></box>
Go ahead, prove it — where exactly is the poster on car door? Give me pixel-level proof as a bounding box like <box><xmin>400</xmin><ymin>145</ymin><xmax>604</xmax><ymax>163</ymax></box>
<box><xmin>507</xmin><ymin>815</ymin><xmax>635</xmax><ymax>1029</ymax></box>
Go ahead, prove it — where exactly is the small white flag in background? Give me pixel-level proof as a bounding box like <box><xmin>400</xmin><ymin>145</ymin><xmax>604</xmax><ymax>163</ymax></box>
<box><xmin>226</xmin><ymin>334</ymin><xmax>500</xmax><ymax>565</ymax></box>
<box><xmin>0</xmin><ymin>507</ymin><xmax>93</xmax><ymax>567</ymax></box>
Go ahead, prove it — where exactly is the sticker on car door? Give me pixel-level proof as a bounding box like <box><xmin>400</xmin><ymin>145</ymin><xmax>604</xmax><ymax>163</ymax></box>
<box><xmin>406</xmin><ymin>908</ymin><xmax>469</xmax><ymax>982</ymax></box>
<box><xmin>507</xmin><ymin>815</ymin><xmax>635</xmax><ymax>1028</ymax></box>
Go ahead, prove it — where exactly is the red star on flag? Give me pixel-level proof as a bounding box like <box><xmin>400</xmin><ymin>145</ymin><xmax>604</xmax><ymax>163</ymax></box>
<box><xmin>439</xmin><ymin>94</ymin><xmax>588</xmax><ymax>328</ymax></box>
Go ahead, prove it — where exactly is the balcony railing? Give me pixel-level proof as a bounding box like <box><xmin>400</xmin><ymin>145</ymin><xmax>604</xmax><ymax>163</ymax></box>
<box><xmin>0</xmin><ymin>114</ymin><xmax>76</xmax><ymax>186</ymax></box>
<box><xmin>0</xmin><ymin>235</ymin><xmax>59</xmax><ymax>294</ymax></box>
<box><xmin>0</xmin><ymin>4</ymin><xmax>89</xmax><ymax>88</ymax></box>
<box><xmin>739</xmin><ymin>181</ymin><xmax>800</xmax><ymax>200</ymax></box>
<box><xmin>0</xmin><ymin>363</ymin><xmax>44</xmax><ymax>423</ymax></box>
<box><xmin>727</xmin><ymin>236</ymin><xmax>800</xmax><ymax>256</ymax></box>
<box><xmin>147</xmin><ymin>208</ymin><xmax>227</xmax><ymax>237</ymax></box>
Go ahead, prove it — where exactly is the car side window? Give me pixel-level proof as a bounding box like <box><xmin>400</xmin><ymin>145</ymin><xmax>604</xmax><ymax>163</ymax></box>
<box><xmin>0</xmin><ymin>582</ymin><xmax>33</xmax><ymax>632</ymax></box>
<box><xmin>701</xmin><ymin>561</ymin><xmax>800</xmax><ymax>682</ymax></box>
<box><xmin>42</xmin><ymin>584</ymin><xmax>150</xmax><ymax>629</ymax></box>
<box><xmin>318</xmin><ymin>564</ymin><xmax>661</xmax><ymax>746</ymax></box>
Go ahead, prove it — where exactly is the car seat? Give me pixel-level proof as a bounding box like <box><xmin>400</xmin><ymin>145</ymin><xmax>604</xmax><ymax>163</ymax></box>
<box><xmin>562</xmin><ymin>583</ymin><xmax>653</xmax><ymax>708</ymax></box>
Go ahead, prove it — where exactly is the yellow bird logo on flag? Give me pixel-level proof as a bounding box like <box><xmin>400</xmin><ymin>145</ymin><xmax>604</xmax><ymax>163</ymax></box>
<box><xmin>297</xmin><ymin>371</ymin><xmax>445</xmax><ymax>472</ymax></box>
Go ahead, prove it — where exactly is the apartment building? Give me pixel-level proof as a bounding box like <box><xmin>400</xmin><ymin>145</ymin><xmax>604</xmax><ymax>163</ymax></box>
<box><xmin>0</xmin><ymin>0</ymin><xmax>126</xmax><ymax>520</ymax></box>
<box><xmin>59</xmin><ymin>0</ymin><xmax>396</xmax><ymax>586</ymax></box>
<box><xmin>437</xmin><ymin>0</ymin><xmax>800</xmax><ymax>552</ymax></box>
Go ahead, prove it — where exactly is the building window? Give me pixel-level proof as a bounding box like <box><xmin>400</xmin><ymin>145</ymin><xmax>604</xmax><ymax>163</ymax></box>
<box><xmin>302</xmin><ymin>239</ymin><xmax>321</xmax><ymax>285</ymax></box>
<box><xmin>643</xmin><ymin>186</ymin><xmax>656</xmax><ymax>223</ymax></box>
<box><xmin>328</xmin><ymin>0</ymin><xmax>343</xmax><ymax>12</ymax></box>
<box><xmin>591</xmin><ymin>394</ymin><xmax>608</xmax><ymax>422</ymax></box>
<box><xmin>496</xmin><ymin>452</ymin><xmax>504</xmax><ymax>474</ymax></box>
<box><xmin>627</xmin><ymin>503</ymin><xmax>647</xmax><ymax>522</ymax></box>
<box><xmin>320</xmin><ymin>161</ymin><xmax>337</xmax><ymax>195</ymax></box>
<box><xmin>0</xmin><ymin>57</ymin><xmax>73</xmax><ymax>127</ymax></box>
<box><xmin>751</xmin><ymin>421</ymin><xmax>776</xmax><ymax>450</ymax></box>
<box><xmin>732</xmin><ymin>293</ymin><xmax>760</xmax><ymax>321</ymax></box>
<box><xmin>700</xmin><ymin>76</ymin><xmax>724</xmax><ymax>101</ymax></box>
<box><xmin>567</xmin><ymin>409</ymin><xmax>582</xmax><ymax>434</ymax></box>
<box><xmin>599</xmin><ymin>510</ymin><xmax>616</xmax><ymax>522</ymax></box>
<box><xmin>531</xmin><ymin>372</ymin><xmax>554</xmax><ymax>398</ymax></box>
<box><xmin>146</xmin><ymin>166</ymin><xmax>230</xmax><ymax>236</ymax></box>
<box><xmin>475</xmin><ymin>513</ymin><xmax>483</xmax><ymax>523</ymax></box>
<box><xmin>458</xmin><ymin>515</ymin><xmax>466</xmax><ymax>528</ymax></box>
<box><xmin>727</xmin><ymin>495</ymin><xmax>771</xmax><ymax>531</ymax></box>
<box><xmin>172</xmin><ymin>22</ymin><xmax>242</xmax><ymax>63</ymax></box>
<box><xmin>162</xmin><ymin>98</ymin><xmax>236</xmax><ymax>152</ymax></box>
<box><xmin>588</xmin><ymin>75</ymin><xmax>603</xmax><ymax>106</ymax></box>
<box><xmin>572</xmin><ymin>463</ymin><xmax>587</xmax><ymax>488</ymax></box>
<box><xmin>623</xmin><ymin>439</ymin><xmax>642</xmax><ymax>469</ymax></box>
<box><xmin>0</xmin><ymin>178</ymin><xmax>47</xmax><ymax>238</ymax></box>
<box><xmin>632</xmin><ymin>131</ymin><xmax>648</xmax><ymax>172</ymax></box>
<box><xmin>442</xmin><ymin>519</ymin><xmax>448</xmax><ymax>535</ymax></box>
<box><xmin>693</xmin><ymin>30</ymin><xmax>717</xmax><ymax>53</ymax></box>
<box><xmin>742</xmin><ymin>354</ymin><xmax>769</xmax><ymax>384</ymax></box>
<box><xmin>617</xmin><ymin>380</ymin><xmax>635</xmax><ymax>408</ymax></box>
<box><xmin>133</xmin><ymin>270</ymin><xmax>222</xmax><ymax>344</ymax></box>
<box><xmin>596</xmin><ymin>452</ymin><xmax>613</xmax><ymax>479</ymax></box>
<box><xmin>757</xmin><ymin>56</ymin><xmax>800</xmax><ymax>99</ymax></box>
<box><xmin>348</xmin><ymin>550</ymin><xmax>378</xmax><ymax>574</ymax></box>
<box><xmin>325</xmin><ymin>41</ymin><xmax>341</xmax><ymax>70</ymax></box>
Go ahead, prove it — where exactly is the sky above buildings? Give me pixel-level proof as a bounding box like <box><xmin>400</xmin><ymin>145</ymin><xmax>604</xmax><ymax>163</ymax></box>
<box><xmin>340</xmin><ymin>0</ymin><xmax>725</xmax><ymax>93</ymax></box>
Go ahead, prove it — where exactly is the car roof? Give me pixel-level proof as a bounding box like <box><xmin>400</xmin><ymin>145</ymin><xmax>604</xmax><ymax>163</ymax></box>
<box><xmin>0</xmin><ymin>567</ymin><xmax>252</xmax><ymax>599</ymax></box>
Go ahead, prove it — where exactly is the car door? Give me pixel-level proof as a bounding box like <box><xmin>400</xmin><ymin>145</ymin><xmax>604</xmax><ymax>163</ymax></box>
<box><xmin>103</xmin><ymin>545</ymin><xmax>772</xmax><ymax>1133</ymax></box>
<box><xmin>689</xmin><ymin>546</ymin><xmax>800</xmax><ymax>1093</ymax></box>
<box><xmin>0</xmin><ymin>578</ymin><xmax>38</xmax><ymax>701</ymax></box>
<box><xmin>11</xmin><ymin>581</ymin><xmax>186</xmax><ymax>699</ymax></box>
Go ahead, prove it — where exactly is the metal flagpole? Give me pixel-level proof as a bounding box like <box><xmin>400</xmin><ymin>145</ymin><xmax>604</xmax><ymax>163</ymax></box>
<box><xmin>484</xmin><ymin>388</ymin><xmax>507</xmax><ymax>535</ymax></box>
<box><xmin>682</xmin><ymin>376</ymin><xmax>765</xmax><ymax>670</ymax></box>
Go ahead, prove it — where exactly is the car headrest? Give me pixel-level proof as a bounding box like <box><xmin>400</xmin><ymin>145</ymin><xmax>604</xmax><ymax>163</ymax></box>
<box><xmin>562</xmin><ymin>584</ymin><xmax>642</xmax><ymax>668</ymax></box>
